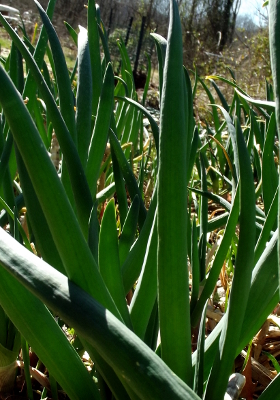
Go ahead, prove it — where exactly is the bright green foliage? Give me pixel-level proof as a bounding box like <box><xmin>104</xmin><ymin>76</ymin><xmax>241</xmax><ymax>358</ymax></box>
<box><xmin>0</xmin><ymin>0</ymin><xmax>279</xmax><ymax>399</ymax></box>
<box><xmin>157</xmin><ymin>0</ymin><xmax>192</xmax><ymax>384</ymax></box>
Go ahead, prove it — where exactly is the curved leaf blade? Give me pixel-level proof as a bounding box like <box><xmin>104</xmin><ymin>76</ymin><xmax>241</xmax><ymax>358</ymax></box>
<box><xmin>0</xmin><ymin>229</ymin><xmax>200</xmax><ymax>400</ymax></box>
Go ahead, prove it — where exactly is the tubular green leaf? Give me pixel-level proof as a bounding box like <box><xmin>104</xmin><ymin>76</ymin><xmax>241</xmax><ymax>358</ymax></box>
<box><xmin>0</xmin><ymin>64</ymin><xmax>120</xmax><ymax>320</ymax></box>
<box><xmin>199</xmin><ymin>156</ymin><xmax>207</xmax><ymax>281</ymax></box>
<box><xmin>117</xmin><ymin>38</ymin><xmax>134</xmax><ymax>96</ymax></box>
<box><xmin>76</xmin><ymin>25</ymin><xmax>93</xmax><ymax>169</ymax></box>
<box><xmin>0</xmin><ymin>229</ymin><xmax>201</xmax><ymax>400</ymax></box>
<box><xmin>34</xmin><ymin>0</ymin><xmax>77</xmax><ymax>144</ymax></box>
<box><xmin>88</xmin><ymin>0</ymin><xmax>102</xmax><ymax>116</ymax></box>
<box><xmin>250</xmin><ymin>108</ymin><xmax>264</xmax><ymax>150</ymax></box>
<box><xmin>216</xmin><ymin>106</ymin><xmax>239</xmax><ymax>185</ymax></box>
<box><xmin>193</xmin><ymin>302</ymin><xmax>207</xmax><ymax>397</ymax></box>
<box><xmin>64</xmin><ymin>21</ymin><xmax>78</xmax><ymax>46</ymax></box>
<box><xmin>262</xmin><ymin>112</ymin><xmax>278</xmax><ymax>214</ymax></box>
<box><xmin>150</xmin><ymin>33</ymin><xmax>167</xmax><ymax>102</ymax></box>
<box><xmin>209</xmin><ymin>78</ymin><xmax>229</xmax><ymax>112</ymax></box>
<box><xmin>121</xmin><ymin>184</ymin><xmax>157</xmax><ymax>294</ymax></box>
<box><xmin>86</xmin><ymin>63</ymin><xmax>114</xmax><ymax>199</ymax></box>
<box><xmin>198</xmin><ymin>77</ymin><xmax>220</xmax><ymax>133</ymax></box>
<box><xmin>119</xmin><ymin>195</ymin><xmax>140</xmax><ymax>266</ymax></box>
<box><xmin>111</xmin><ymin>144</ymin><xmax>128</xmax><ymax>227</ymax></box>
<box><xmin>23</xmin><ymin>0</ymin><xmax>56</xmax><ymax>105</ymax></box>
<box><xmin>157</xmin><ymin>0</ymin><xmax>192</xmax><ymax>384</ymax></box>
<box><xmin>115</xmin><ymin>96</ymin><xmax>159</xmax><ymax>154</ymax></box>
<box><xmin>194</xmin><ymin>228</ymin><xmax>279</xmax><ymax>384</ymax></box>
<box><xmin>258</xmin><ymin>372</ymin><xmax>280</xmax><ymax>400</ymax></box>
<box><xmin>0</xmin><ymin>12</ymin><xmax>93</xmax><ymax>236</ymax></box>
<box><xmin>190</xmin><ymin>217</ymin><xmax>200</xmax><ymax>313</ymax></box>
<box><xmin>0</xmin><ymin>247</ymin><xmax>100</xmax><ymax>399</ymax></box>
<box><xmin>99</xmin><ymin>199</ymin><xmax>131</xmax><ymax>328</ymax></box>
<box><xmin>191</xmin><ymin>186</ymin><xmax>239</xmax><ymax>327</ymax></box>
<box><xmin>236</xmin><ymin>89</ymin><xmax>276</xmax><ymax>112</ymax></box>
<box><xmin>109</xmin><ymin>129</ymin><xmax>147</xmax><ymax>229</ymax></box>
<box><xmin>254</xmin><ymin>186</ymin><xmax>278</xmax><ymax>264</ymax></box>
<box><xmin>205</xmin><ymin>118</ymin><xmax>256</xmax><ymax>399</ymax></box>
<box><xmin>14</xmin><ymin>149</ymin><xmax>65</xmax><ymax>274</ymax></box>
<box><xmin>130</xmin><ymin>211</ymin><xmax>158</xmax><ymax>340</ymax></box>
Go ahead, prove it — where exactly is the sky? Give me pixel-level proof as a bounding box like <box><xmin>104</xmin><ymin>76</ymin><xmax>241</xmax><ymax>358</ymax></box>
<box><xmin>239</xmin><ymin>0</ymin><xmax>263</xmax><ymax>14</ymax></box>
<box><xmin>238</xmin><ymin>0</ymin><xmax>268</xmax><ymax>24</ymax></box>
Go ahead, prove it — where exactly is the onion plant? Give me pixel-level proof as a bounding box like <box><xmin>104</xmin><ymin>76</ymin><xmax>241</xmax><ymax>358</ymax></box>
<box><xmin>0</xmin><ymin>0</ymin><xmax>279</xmax><ymax>399</ymax></box>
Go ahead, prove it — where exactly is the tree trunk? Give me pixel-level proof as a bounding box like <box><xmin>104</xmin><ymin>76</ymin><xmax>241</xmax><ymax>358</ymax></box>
<box><xmin>218</xmin><ymin>0</ymin><xmax>240</xmax><ymax>51</ymax></box>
